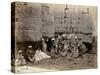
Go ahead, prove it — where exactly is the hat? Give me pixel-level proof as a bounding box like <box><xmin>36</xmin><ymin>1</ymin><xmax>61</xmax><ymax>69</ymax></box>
<box><xmin>52</xmin><ymin>38</ymin><xmax>55</xmax><ymax>40</ymax></box>
<box><xmin>42</xmin><ymin>38</ymin><xmax>44</xmax><ymax>41</ymax></box>
<box><xmin>18</xmin><ymin>50</ymin><xmax>22</xmax><ymax>54</ymax></box>
<box><xmin>75</xmin><ymin>36</ymin><xmax>78</xmax><ymax>39</ymax></box>
<box><xmin>28</xmin><ymin>45</ymin><xmax>32</xmax><ymax>48</ymax></box>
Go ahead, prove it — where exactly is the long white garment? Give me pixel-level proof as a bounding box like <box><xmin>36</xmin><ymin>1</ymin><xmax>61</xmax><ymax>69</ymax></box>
<box><xmin>34</xmin><ymin>50</ymin><xmax>51</xmax><ymax>61</ymax></box>
<box><xmin>40</xmin><ymin>51</ymin><xmax>51</xmax><ymax>59</ymax></box>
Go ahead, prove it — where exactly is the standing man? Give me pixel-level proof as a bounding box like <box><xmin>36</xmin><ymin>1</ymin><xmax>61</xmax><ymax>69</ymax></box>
<box><xmin>42</xmin><ymin>38</ymin><xmax>47</xmax><ymax>52</ymax></box>
<box><xmin>77</xmin><ymin>37</ymin><xmax>83</xmax><ymax>57</ymax></box>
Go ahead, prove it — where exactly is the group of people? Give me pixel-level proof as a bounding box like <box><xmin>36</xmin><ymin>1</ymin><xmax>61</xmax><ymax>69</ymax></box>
<box><xmin>14</xmin><ymin>45</ymin><xmax>51</xmax><ymax>66</ymax></box>
<box><xmin>13</xmin><ymin>33</ymin><xmax>88</xmax><ymax>66</ymax></box>
<box><xmin>25</xmin><ymin>45</ymin><xmax>51</xmax><ymax>62</ymax></box>
<box><xmin>42</xmin><ymin>33</ymin><xmax>88</xmax><ymax>58</ymax></box>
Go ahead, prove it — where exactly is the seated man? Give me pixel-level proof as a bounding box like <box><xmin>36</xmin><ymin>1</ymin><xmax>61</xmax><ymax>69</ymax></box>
<box><xmin>15</xmin><ymin>50</ymin><xmax>26</xmax><ymax>66</ymax></box>
<box><xmin>25</xmin><ymin>45</ymin><xmax>35</xmax><ymax>63</ymax></box>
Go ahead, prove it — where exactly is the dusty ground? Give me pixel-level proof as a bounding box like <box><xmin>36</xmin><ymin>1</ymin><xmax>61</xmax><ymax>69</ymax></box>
<box><xmin>13</xmin><ymin>53</ymin><xmax>97</xmax><ymax>73</ymax></box>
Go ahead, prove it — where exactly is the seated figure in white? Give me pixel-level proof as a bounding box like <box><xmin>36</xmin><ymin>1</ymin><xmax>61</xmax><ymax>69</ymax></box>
<box><xmin>34</xmin><ymin>48</ymin><xmax>51</xmax><ymax>61</ymax></box>
<box><xmin>15</xmin><ymin>50</ymin><xmax>26</xmax><ymax>66</ymax></box>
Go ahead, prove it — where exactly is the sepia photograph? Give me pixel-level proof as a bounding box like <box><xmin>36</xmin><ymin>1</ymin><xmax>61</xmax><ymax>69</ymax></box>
<box><xmin>11</xmin><ymin>2</ymin><xmax>97</xmax><ymax>73</ymax></box>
